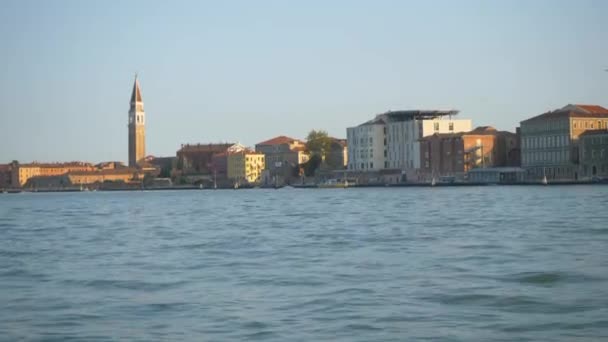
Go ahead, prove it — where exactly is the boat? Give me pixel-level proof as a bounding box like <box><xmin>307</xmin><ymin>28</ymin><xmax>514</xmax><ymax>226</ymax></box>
<box><xmin>7</xmin><ymin>189</ymin><xmax>22</xmax><ymax>194</ymax></box>
<box><xmin>541</xmin><ymin>168</ymin><xmax>548</xmax><ymax>185</ymax></box>
<box><xmin>431</xmin><ymin>177</ymin><xmax>437</xmax><ymax>187</ymax></box>
<box><xmin>318</xmin><ymin>179</ymin><xmax>347</xmax><ymax>188</ymax></box>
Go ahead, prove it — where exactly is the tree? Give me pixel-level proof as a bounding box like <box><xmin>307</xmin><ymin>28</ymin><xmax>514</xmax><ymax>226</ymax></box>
<box><xmin>302</xmin><ymin>154</ymin><xmax>322</xmax><ymax>177</ymax></box>
<box><xmin>306</xmin><ymin>130</ymin><xmax>333</xmax><ymax>161</ymax></box>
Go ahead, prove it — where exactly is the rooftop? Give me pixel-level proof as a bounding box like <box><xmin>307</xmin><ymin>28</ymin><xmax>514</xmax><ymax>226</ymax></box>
<box><xmin>383</xmin><ymin>109</ymin><xmax>460</xmax><ymax>121</ymax></box>
<box><xmin>256</xmin><ymin>135</ymin><xmax>304</xmax><ymax>146</ymax></box>
<box><xmin>521</xmin><ymin>104</ymin><xmax>608</xmax><ymax>123</ymax></box>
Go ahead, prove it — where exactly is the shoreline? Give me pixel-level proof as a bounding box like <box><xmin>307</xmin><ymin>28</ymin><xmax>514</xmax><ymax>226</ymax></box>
<box><xmin>3</xmin><ymin>181</ymin><xmax>608</xmax><ymax>193</ymax></box>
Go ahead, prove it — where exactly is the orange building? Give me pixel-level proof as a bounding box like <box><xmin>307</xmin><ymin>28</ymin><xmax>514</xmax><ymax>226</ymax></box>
<box><xmin>420</xmin><ymin>126</ymin><xmax>519</xmax><ymax>179</ymax></box>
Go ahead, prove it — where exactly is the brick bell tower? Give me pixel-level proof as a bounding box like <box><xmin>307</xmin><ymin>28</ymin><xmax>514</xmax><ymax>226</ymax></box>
<box><xmin>128</xmin><ymin>74</ymin><xmax>146</xmax><ymax>167</ymax></box>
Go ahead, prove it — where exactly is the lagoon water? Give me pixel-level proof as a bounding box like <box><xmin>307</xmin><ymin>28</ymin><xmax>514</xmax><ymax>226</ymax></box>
<box><xmin>1</xmin><ymin>187</ymin><xmax>608</xmax><ymax>341</ymax></box>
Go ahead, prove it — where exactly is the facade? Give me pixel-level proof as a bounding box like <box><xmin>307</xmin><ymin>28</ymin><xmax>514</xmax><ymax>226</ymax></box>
<box><xmin>176</xmin><ymin>143</ymin><xmax>234</xmax><ymax>175</ymax></box>
<box><xmin>255</xmin><ymin>136</ymin><xmax>310</xmax><ymax>184</ymax></box>
<box><xmin>520</xmin><ymin>104</ymin><xmax>608</xmax><ymax>180</ymax></box>
<box><xmin>346</xmin><ymin>116</ymin><xmax>386</xmax><ymax>172</ymax></box>
<box><xmin>419</xmin><ymin>126</ymin><xmax>520</xmax><ymax>179</ymax></box>
<box><xmin>67</xmin><ymin>169</ymin><xmax>142</xmax><ymax>185</ymax></box>
<box><xmin>227</xmin><ymin>150</ymin><xmax>265</xmax><ymax>184</ymax></box>
<box><xmin>467</xmin><ymin>167</ymin><xmax>526</xmax><ymax>184</ymax></box>
<box><xmin>128</xmin><ymin>76</ymin><xmax>146</xmax><ymax>167</ymax></box>
<box><xmin>347</xmin><ymin>110</ymin><xmax>471</xmax><ymax>181</ymax></box>
<box><xmin>579</xmin><ymin>130</ymin><xmax>608</xmax><ymax>179</ymax></box>
<box><xmin>11</xmin><ymin>162</ymin><xmax>95</xmax><ymax>187</ymax></box>
<box><xmin>0</xmin><ymin>164</ymin><xmax>11</xmax><ymax>189</ymax></box>
<box><xmin>328</xmin><ymin>138</ymin><xmax>348</xmax><ymax>169</ymax></box>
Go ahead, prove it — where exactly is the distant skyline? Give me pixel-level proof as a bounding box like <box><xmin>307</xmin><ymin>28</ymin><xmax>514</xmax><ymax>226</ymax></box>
<box><xmin>1</xmin><ymin>0</ymin><xmax>607</xmax><ymax>163</ymax></box>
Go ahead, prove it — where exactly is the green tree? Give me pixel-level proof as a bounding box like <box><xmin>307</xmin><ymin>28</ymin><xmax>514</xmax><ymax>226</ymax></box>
<box><xmin>302</xmin><ymin>154</ymin><xmax>322</xmax><ymax>177</ymax></box>
<box><xmin>306</xmin><ymin>129</ymin><xmax>332</xmax><ymax>160</ymax></box>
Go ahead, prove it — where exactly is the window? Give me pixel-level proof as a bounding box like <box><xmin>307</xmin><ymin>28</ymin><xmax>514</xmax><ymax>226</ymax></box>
<box><xmin>370</xmin><ymin>162</ymin><xmax>374</xmax><ymax>169</ymax></box>
<box><xmin>434</xmin><ymin>122</ymin><xmax>439</xmax><ymax>131</ymax></box>
<box><xmin>449</xmin><ymin>122</ymin><xmax>454</xmax><ymax>131</ymax></box>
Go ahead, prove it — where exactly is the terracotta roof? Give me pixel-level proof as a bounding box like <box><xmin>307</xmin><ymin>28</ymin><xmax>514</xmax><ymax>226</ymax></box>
<box><xmin>575</xmin><ymin>104</ymin><xmax>608</xmax><ymax>114</ymax></box>
<box><xmin>521</xmin><ymin>104</ymin><xmax>608</xmax><ymax>123</ymax></box>
<box><xmin>19</xmin><ymin>162</ymin><xmax>94</xmax><ymax>168</ymax></box>
<box><xmin>256</xmin><ymin>136</ymin><xmax>302</xmax><ymax>146</ymax></box>
<box><xmin>178</xmin><ymin>143</ymin><xmax>234</xmax><ymax>152</ymax></box>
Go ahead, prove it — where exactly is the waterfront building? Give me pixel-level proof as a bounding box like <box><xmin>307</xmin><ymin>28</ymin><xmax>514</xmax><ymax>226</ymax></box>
<box><xmin>467</xmin><ymin>167</ymin><xmax>526</xmax><ymax>184</ymax></box>
<box><xmin>0</xmin><ymin>164</ymin><xmax>11</xmax><ymax>189</ymax></box>
<box><xmin>128</xmin><ymin>75</ymin><xmax>146</xmax><ymax>167</ymax></box>
<box><xmin>255</xmin><ymin>136</ymin><xmax>309</xmax><ymax>184</ymax></box>
<box><xmin>419</xmin><ymin>126</ymin><xmax>520</xmax><ymax>180</ymax></box>
<box><xmin>227</xmin><ymin>150</ymin><xmax>265</xmax><ymax>184</ymax></box>
<box><xmin>520</xmin><ymin>104</ymin><xmax>608</xmax><ymax>180</ymax></box>
<box><xmin>10</xmin><ymin>162</ymin><xmax>95</xmax><ymax>187</ymax></box>
<box><xmin>346</xmin><ymin>116</ymin><xmax>386</xmax><ymax>172</ymax></box>
<box><xmin>67</xmin><ymin>169</ymin><xmax>142</xmax><ymax>185</ymax></box>
<box><xmin>23</xmin><ymin>168</ymin><xmax>142</xmax><ymax>188</ymax></box>
<box><xmin>176</xmin><ymin>143</ymin><xmax>235</xmax><ymax>175</ymax></box>
<box><xmin>325</xmin><ymin>138</ymin><xmax>348</xmax><ymax>169</ymax></box>
<box><xmin>579</xmin><ymin>130</ymin><xmax>608</xmax><ymax>179</ymax></box>
<box><xmin>347</xmin><ymin>110</ymin><xmax>471</xmax><ymax>181</ymax></box>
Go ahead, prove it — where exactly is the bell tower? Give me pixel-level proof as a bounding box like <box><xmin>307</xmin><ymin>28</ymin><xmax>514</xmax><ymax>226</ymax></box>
<box><xmin>128</xmin><ymin>75</ymin><xmax>146</xmax><ymax>167</ymax></box>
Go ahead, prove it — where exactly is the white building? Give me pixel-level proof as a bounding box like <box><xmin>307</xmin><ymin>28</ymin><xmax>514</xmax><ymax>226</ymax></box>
<box><xmin>347</xmin><ymin>110</ymin><xmax>472</xmax><ymax>180</ymax></box>
<box><xmin>346</xmin><ymin>116</ymin><xmax>386</xmax><ymax>171</ymax></box>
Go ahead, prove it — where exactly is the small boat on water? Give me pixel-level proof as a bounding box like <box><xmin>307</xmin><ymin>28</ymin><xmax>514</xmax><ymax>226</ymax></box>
<box><xmin>7</xmin><ymin>189</ymin><xmax>22</xmax><ymax>194</ymax></box>
<box><xmin>541</xmin><ymin>175</ymin><xmax>548</xmax><ymax>185</ymax></box>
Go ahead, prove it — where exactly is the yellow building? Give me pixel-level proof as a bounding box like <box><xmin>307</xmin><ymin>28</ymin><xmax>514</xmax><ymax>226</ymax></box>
<box><xmin>11</xmin><ymin>162</ymin><xmax>95</xmax><ymax>187</ymax></box>
<box><xmin>227</xmin><ymin>150</ymin><xmax>265</xmax><ymax>184</ymax></box>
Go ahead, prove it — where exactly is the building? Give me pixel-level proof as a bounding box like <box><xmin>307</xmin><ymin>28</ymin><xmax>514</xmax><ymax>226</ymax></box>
<box><xmin>579</xmin><ymin>130</ymin><xmax>608</xmax><ymax>179</ymax></box>
<box><xmin>347</xmin><ymin>110</ymin><xmax>472</xmax><ymax>181</ymax></box>
<box><xmin>67</xmin><ymin>168</ymin><xmax>142</xmax><ymax>185</ymax></box>
<box><xmin>23</xmin><ymin>168</ymin><xmax>143</xmax><ymax>188</ymax></box>
<box><xmin>176</xmin><ymin>143</ymin><xmax>234</xmax><ymax>175</ymax></box>
<box><xmin>321</xmin><ymin>138</ymin><xmax>347</xmax><ymax>170</ymax></box>
<box><xmin>520</xmin><ymin>104</ymin><xmax>608</xmax><ymax>180</ymax></box>
<box><xmin>10</xmin><ymin>162</ymin><xmax>95</xmax><ymax>187</ymax></box>
<box><xmin>255</xmin><ymin>136</ymin><xmax>310</xmax><ymax>184</ymax></box>
<box><xmin>419</xmin><ymin>126</ymin><xmax>520</xmax><ymax>179</ymax></box>
<box><xmin>0</xmin><ymin>164</ymin><xmax>12</xmax><ymax>189</ymax></box>
<box><xmin>467</xmin><ymin>167</ymin><xmax>526</xmax><ymax>184</ymax></box>
<box><xmin>128</xmin><ymin>75</ymin><xmax>146</xmax><ymax>167</ymax></box>
<box><xmin>227</xmin><ymin>150</ymin><xmax>265</xmax><ymax>184</ymax></box>
<box><xmin>346</xmin><ymin>116</ymin><xmax>386</xmax><ymax>172</ymax></box>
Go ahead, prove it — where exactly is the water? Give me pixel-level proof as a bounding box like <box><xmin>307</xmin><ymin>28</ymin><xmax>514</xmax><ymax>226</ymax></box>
<box><xmin>1</xmin><ymin>187</ymin><xmax>607</xmax><ymax>341</ymax></box>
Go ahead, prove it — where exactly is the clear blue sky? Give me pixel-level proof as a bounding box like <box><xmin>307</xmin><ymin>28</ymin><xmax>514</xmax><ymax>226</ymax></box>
<box><xmin>1</xmin><ymin>0</ymin><xmax>606</xmax><ymax>163</ymax></box>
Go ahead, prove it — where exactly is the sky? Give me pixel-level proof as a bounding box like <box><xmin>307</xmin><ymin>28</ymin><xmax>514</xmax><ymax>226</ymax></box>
<box><xmin>1</xmin><ymin>0</ymin><xmax>607</xmax><ymax>163</ymax></box>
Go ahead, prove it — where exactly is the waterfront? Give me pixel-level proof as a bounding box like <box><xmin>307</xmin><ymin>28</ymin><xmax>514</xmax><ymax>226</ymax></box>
<box><xmin>1</xmin><ymin>187</ymin><xmax>608</xmax><ymax>341</ymax></box>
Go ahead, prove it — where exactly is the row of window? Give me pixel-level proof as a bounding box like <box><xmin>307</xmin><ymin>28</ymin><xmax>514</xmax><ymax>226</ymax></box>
<box><xmin>522</xmin><ymin>150</ymin><xmax>569</xmax><ymax>165</ymax></box>
<box><xmin>573</xmin><ymin>120</ymin><xmax>607</xmax><ymax>130</ymax></box>
<box><xmin>522</xmin><ymin>135</ymin><xmax>569</xmax><ymax>149</ymax></box>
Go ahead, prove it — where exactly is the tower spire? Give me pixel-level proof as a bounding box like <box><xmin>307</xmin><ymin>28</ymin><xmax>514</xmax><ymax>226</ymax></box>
<box><xmin>130</xmin><ymin>73</ymin><xmax>143</xmax><ymax>104</ymax></box>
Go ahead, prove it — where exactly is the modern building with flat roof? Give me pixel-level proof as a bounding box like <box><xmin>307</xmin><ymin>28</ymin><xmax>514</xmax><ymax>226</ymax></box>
<box><xmin>347</xmin><ymin>109</ymin><xmax>472</xmax><ymax>181</ymax></box>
